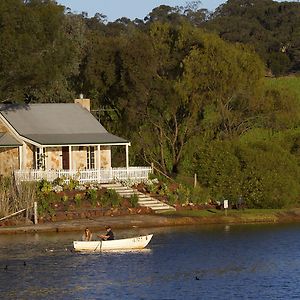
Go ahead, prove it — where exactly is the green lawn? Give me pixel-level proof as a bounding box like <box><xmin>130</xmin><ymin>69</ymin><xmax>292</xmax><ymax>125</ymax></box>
<box><xmin>163</xmin><ymin>208</ymin><xmax>287</xmax><ymax>219</ymax></box>
<box><xmin>265</xmin><ymin>76</ymin><xmax>300</xmax><ymax>102</ymax></box>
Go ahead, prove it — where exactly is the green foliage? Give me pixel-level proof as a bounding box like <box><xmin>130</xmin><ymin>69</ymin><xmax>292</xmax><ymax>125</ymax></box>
<box><xmin>37</xmin><ymin>192</ymin><xmax>60</xmax><ymax>216</ymax></box>
<box><xmin>265</xmin><ymin>77</ymin><xmax>300</xmax><ymax>103</ymax></box>
<box><xmin>86</xmin><ymin>189</ymin><xmax>98</xmax><ymax>206</ymax></box>
<box><xmin>192</xmin><ymin>139</ymin><xmax>300</xmax><ymax>209</ymax></box>
<box><xmin>159</xmin><ymin>183</ymin><xmax>170</xmax><ymax>196</ymax></box>
<box><xmin>100</xmin><ymin>189</ymin><xmax>122</xmax><ymax>208</ymax></box>
<box><xmin>236</xmin><ymin>141</ymin><xmax>300</xmax><ymax>208</ymax></box>
<box><xmin>67</xmin><ymin>178</ymin><xmax>79</xmax><ymax>190</ymax></box>
<box><xmin>145</xmin><ymin>182</ymin><xmax>157</xmax><ymax>194</ymax></box>
<box><xmin>74</xmin><ymin>193</ymin><xmax>82</xmax><ymax>207</ymax></box>
<box><xmin>193</xmin><ymin>140</ymin><xmax>243</xmax><ymax>201</ymax></box>
<box><xmin>0</xmin><ymin>0</ymin><xmax>85</xmax><ymax>102</ymax></box>
<box><xmin>53</xmin><ymin>177</ymin><xmax>65</xmax><ymax>186</ymax></box>
<box><xmin>62</xmin><ymin>195</ymin><xmax>69</xmax><ymax>203</ymax></box>
<box><xmin>206</xmin><ymin>0</ymin><xmax>300</xmax><ymax>76</ymax></box>
<box><xmin>129</xmin><ymin>194</ymin><xmax>139</xmax><ymax>208</ymax></box>
<box><xmin>37</xmin><ymin>179</ymin><xmax>52</xmax><ymax>194</ymax></box>
<box><xmin>176</xmin><ymin>184</ymin><xmax>191</xmax><ymax>205</ymax></box>
<box><xmin>190</xmin><ymin>186</ymin><xmax>211</xmax><ymax>205</ymax></box>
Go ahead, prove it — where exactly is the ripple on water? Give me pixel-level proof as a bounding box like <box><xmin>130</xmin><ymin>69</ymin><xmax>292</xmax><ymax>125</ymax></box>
<box><xmin>1</xmin><ymin>224</ymin><xmax>300</xmax><ymax>299</ymax></box>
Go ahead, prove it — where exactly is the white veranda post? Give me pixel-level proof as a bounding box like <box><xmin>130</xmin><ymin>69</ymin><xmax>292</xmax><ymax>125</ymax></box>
<box><xmin>97</xmin><ymin>145</ymin><xmax>101</xmax><ymax>182</ymax></box>
<box><xmin>126</xmin><ymin>144</ymin><xmax>129</xmax><ymax>169</ymax></box>
<box><xmin>18</xmin><ymin>145</ymin><xmax>22</xmax><ymax>170</ymax></box>
<box><xmin>69</xmin><ymin>146</ymin><xmax>72</xmax><ymax>170</ymax></box>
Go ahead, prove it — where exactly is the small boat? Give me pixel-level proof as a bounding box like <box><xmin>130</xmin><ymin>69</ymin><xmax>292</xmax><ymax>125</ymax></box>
<box><xmin>73</xmin><ymin>234</ymin><xmax>153</xmax><ymax>252</ymax></box>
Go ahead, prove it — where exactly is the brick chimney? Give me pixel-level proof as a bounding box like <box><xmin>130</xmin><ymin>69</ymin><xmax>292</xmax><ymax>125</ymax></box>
<box><xmin>74</xmin><ymin>94</ymin><xmax>90</xmax><ymax>112</ymax></box>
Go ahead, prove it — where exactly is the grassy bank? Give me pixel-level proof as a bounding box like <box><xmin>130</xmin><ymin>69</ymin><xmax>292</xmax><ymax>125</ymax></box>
<box><xmin>162</xmin><ymin>208</ymin><xmax>300</xmax><ymax>223</ymax></box>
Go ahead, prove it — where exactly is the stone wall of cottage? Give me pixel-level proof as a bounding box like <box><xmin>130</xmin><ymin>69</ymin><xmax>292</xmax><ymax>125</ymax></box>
<box><xmin>0</xmin><ymin>119</ymin><xmax>19</xmax><ymax>175</ymax></box>
<box><xmin>24</xmin><ymin>143</ymin><xmax>34</xmax><ymax>169</ymax></box>
<box><xmin>72</xmin><ymin>147</ymin><xmax>86</xmax><ymax>170</ymax></box>
<box><xmin>0</xmin><ymin>147</ymin><xmax>19</xmax><ymax>175</ymax></box>
<box><xmin>71</xmin><ymin>146</ymin><xmax>111</xmax><ymax>169</ymax></box>
<box><xmin>46</xmin><ymin>147</ymin><xmax>62</xmax><ymax>169</ymax></box>
<box><xmin>100</xmin><ymin>146</ymin><xmax>111</xmax><ymax>169</ymax></box>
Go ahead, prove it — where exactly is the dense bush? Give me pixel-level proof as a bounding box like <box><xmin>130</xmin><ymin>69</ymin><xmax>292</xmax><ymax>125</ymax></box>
<box><xmin>236</xmin><ymin>141</ymin><xmax>300</xmax><ymax>208</ymax></box>
<box><xmin>193</xmin><ymin>140</ymin><xmax>243</xmax><ymax>202</ymax></box>
<box><xmin>192</xmin><ymin>140</ymin><xmax>300</xmax><ymax>209</ymax></box>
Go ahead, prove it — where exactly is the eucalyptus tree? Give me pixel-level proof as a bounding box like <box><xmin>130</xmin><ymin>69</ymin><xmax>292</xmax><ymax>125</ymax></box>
<box><xmin>0</xmin><ymin>0</ymin><xmax>86</xmax><ymax>103</ymax></box>
<box><xmin>134</xmin><ymin>23</ymin><xmax>267</xmax><ymax>174</ymax></box>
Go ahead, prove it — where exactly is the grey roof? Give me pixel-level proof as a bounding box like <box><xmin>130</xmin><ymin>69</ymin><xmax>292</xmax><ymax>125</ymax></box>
<box><xmin>0</xmin><ymin>104</ymin><xmax>128</xmax><ymax>145</ymax></box>
<box><xmin>0</xmin><ymin>132</ymin><xmax>22</xmax><ymax>147</ymax></box>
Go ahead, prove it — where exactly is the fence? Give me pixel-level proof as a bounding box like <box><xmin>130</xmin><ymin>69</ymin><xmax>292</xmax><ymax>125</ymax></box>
<box><xmin>14</xmin><ymin>167</ymin><xmax>152</xmax><ymax>184</ymax></box>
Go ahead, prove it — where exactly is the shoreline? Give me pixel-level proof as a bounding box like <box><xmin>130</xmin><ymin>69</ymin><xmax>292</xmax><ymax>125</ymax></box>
<box><xmin>2</xmin><ymin>209</ymin><xmax>300</xmax><ymax>235</ymax></box>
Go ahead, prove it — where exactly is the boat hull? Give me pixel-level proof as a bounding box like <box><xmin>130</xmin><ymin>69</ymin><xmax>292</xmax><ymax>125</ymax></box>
<box><xmin>73</xmin><ymin>234</ymin><xmax>153</xmax><ymax>252</ymax></box>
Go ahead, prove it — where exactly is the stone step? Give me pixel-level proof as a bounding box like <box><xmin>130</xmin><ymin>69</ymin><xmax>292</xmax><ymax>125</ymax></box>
<box><xmin>138</xmin><ymin>200</ymin><xmax>161</xmax><ymax>204</ymax></box>
<box><xmin>138</xmin><ymin>194</ymin><xmax>152</xmax><ymax>199</ymax></box>
<box><xmin>117</xmin><ymin>190</ymin><xmax>137</xmax><ymax>194</ymax></box>
<box><xmin>139</xmin><ymin>203</ymin><xmax>170</xmax><ymax>208</ymax></box>
<box><xmin>101</xmin><ymin>183</ymin><xmax>123</xmax><ymax>188</ymax></box>
<box><xmin>101</xmin><ymin>182</ymin><xmax>176</xmax><ymax>212</ymax></box>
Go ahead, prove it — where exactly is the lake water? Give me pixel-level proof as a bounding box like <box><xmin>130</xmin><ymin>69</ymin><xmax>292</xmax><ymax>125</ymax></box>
<box><xmin>1</xmin><ymin>223</ymin><xmax>300</xmax><ymax>299</ymax></box>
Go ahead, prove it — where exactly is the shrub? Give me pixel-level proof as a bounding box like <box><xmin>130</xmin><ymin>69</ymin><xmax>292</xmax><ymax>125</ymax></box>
<box><xmin>107</xmin><ymin>189</ymin><xmax>121</xmax><ymax>207</ymax></box>
<box><xmin>236</xmin><ymin>141</ymin><xmax>300</xmax><ymax>208</ymax></box>
<box><xmin>37</xmin><ymin>179</ymin><xmax>52</xmax><ymax>194</ymax></box>
<box><xmin>168</xmin><ymin>193</ymin><xmax>178</xmax><ymax>205</ymax></box>
<box><xmin>52</xmin><ymin>177</ymin><xmax>65</xmax><ymax>186</ymax></box>
<box><xmin>74</xmin><ymin>194</ymin><xmax>82</xmax><ymax>207</ymax></box>
<box><xmin>37</xmin><ymin>192</ymin><xmax>59</xmax><ymax>215</ymax></box>
<box><xmin>86</xmin><ymin>189</ymin><xmax>98</xmax><ymax>207</ymax></box>
<box><xmin>146</xmin><ymin>182</ymin><xmax>157</xmax><ymax>194</ymax></box>
<box><xmin>190</xmin><ymin>186</ymin><xmax>211</xmax><ymax>205</ymax></box>
<box><xmin>176</xmin><ymin>184</ymin><xmax>191</xmax><ymax>205</ymax></box>
<box><xmin>159</xmin><ymin>183</ymin><xmax>170</xmax><ymax>196</ymax></box>
<box><xmin>68</xmin><ymin>178</ymin><xmax>79</xmax><ymax>190</ymax></box>
<box><xmin>62</xmin><ymin>195</ymin><xmax>69</xmax><ymax>202</ymax></box>
<box><xmin>129</xmin><ymin>194</ymin><xmax>139</xmax><ymax>208</ymax></box>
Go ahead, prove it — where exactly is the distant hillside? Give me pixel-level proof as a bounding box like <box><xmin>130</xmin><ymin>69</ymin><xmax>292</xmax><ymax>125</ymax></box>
<box><xmin>205</xmin><ymin>0</ymin><xmax>300</xmax><ymax>76</ymax></box>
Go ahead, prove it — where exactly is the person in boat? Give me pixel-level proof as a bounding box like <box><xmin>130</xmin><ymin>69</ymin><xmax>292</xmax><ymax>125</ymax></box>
<box><xmin>97</xmin><ymin>225</ymin><xmax>114</xmax><ymax>240</ymax></box>
<box><xmin>82</xmin><ymin>228</ymin><xmax>92</xmax><ymax>241</ymax></box>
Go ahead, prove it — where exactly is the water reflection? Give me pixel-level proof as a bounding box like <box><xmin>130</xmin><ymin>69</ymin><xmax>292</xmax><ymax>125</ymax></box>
<box><xmin>1</xmin><ymin>223</ymin><xmax>300</xmax><ymax>299</ymax></box>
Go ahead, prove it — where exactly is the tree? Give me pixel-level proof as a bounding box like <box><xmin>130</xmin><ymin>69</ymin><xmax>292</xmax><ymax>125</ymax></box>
<box><xmin>0</xmin><ymin>0</ymin><xmax>85</xmax><ymax>102</ymax></box>
<box><xmin>133</xmin><ymin>23</ymin><xmax>266</xmax><ymax>174</ymax></box>
<box><xmin>206</xmin><ymin>0</ymin><xmax>300</xmax><ymax>75</ymax></box>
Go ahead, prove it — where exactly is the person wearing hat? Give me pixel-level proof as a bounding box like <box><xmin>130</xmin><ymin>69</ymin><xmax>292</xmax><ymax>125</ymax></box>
<box><xmin>97</xmin><ymin>225</ymin><xmax>114</xmax><ymax>240</ymax></box>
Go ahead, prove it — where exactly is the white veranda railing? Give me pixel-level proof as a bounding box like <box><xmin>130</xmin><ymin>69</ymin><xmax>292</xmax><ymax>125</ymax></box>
<box><xmin>14</xmin><ymin>167</ymin><xmax>152</xmax><ymax>184</ymax></box>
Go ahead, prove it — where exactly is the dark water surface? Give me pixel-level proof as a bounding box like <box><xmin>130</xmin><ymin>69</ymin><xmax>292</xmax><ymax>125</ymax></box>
<box><xmin>1</xmin><ymin>223</ymin><xmax>300</xmax><ymax>299</ymax></box>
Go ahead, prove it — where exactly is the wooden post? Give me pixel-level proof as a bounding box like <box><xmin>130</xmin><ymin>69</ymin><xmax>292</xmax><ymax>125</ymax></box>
<box><xmin>69</xmin><ymin>146</ymin><xmax>72</xmax><ymax>170</ymax></box>
<box><xmin>224</xmin><ymin>200</ymin><xmax>228</xmax><ymax>217</ymax></box>
<box><xmin>34</xmin><ymin>201</ymin><xmax>38</xmax><ymax>225</ymax></box>
<box><xmin>194</xmin><ymin>173</ymin><xmax>197</xmax><ymax>188</ymax></box>
<box><xmin>151</xmin><ymin>162</ymin><xmax>154</xmax><ymax>173</ymax></box>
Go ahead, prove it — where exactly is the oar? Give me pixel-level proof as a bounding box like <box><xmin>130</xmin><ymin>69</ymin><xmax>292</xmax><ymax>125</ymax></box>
<box><xmin>94</xmin><ymin>240</ymin><xmax>102</xmax><ymax>252</ymax></box>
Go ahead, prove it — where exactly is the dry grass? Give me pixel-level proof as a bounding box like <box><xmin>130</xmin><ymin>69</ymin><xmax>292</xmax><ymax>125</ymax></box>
<box><xmin>0</xmin><ymin>176</ymin><xmax>37</xmax><ymax>218</ymax></box>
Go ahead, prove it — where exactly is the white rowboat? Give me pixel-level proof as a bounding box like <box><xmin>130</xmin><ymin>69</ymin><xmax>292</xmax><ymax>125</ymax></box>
<box><xmin>73</xmin><ymin>234</ymin><xmax>153</xmax><ymax>252</ymax></box>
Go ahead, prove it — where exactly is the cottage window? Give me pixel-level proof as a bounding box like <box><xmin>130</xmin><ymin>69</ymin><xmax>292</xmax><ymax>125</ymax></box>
<box><xmin>36</xmin><ymin>148</ymin><xmax>46</xmax><ymax>170</ymax></box>
<box><xmin>87</xmin><ymin>146</ymin><xmax>95</xmax><ymax>169</ymax></box>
